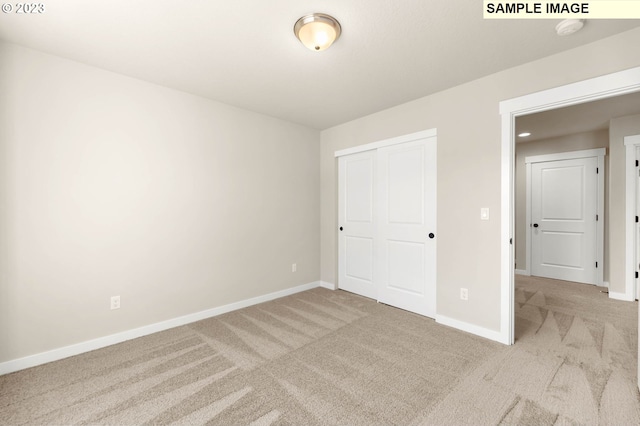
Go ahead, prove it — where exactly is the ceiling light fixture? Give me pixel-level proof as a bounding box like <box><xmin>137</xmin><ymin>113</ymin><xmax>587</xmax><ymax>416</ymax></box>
<box><xmin>518</xmin><ymin>132</ymin><xmax>531</xmax><ymax>138</ymax></box>
<box><xmin>294</xmin><ymin>13</ymin><xmax>341</xmax><ymax>51</ymax></box>
<box><xmin>555</xmin><ymin>19</ymin><xmax>584</xmax><ymax>36</ymax></box>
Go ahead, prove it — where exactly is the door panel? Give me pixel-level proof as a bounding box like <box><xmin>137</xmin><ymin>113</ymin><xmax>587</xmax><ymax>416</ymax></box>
<box><xmin>345</xmin><ymin>158</ymin><xmax>374</xmax><ymax>223</ymax></box>
<box><xmin>531</xmin><ymin>157</ymin><xmax>597</xmax><ymax>284</ymax></box>
<box><xmin>344</xmin><ymin>236</ymin><xmax>373</xmax><ymax>282</ymax></box>
<box><xmin>387</xmin><ymin>240</ymin><xmax>425</xmax><ymax>294</ymax></box>
<box><xmin>338</xmin><ymin>151</ymin><xmax>376</xmax><ymax>299</ymax></box>
<box><xmin>540</xmin><ymin>232</ymin><xmax>583</xmax><ymax>268</ymax></box>
<box><xmin>388</xmin><ymin>150</ymin><xmax>424</xmax><ymax>224</ymax></box>
<box><xmin>541</xmin><ymin>167</ymin><xmax>584</xmax><ymax>219</ymax></box>
<box><xmin>377</xmin><ymin>138</ymin><xmax>436</xmax><ymax>317</ymax></box>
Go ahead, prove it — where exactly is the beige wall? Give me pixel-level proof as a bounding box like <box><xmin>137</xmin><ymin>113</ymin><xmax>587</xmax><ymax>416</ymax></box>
<box><xmin>514</xmin><ymin>130</ymin><xmax>609</xmax><ymax>276</ymax></box>
<box><xmin>0</xmin><ymin>42</ymin><xmax>320</xmax><ymax>363</ymax></box>
<box><xmin>609</xmin><ymin>113</ymin><xmax>640</xmax><ymax>295</ymax></box>
<box><xmin>320</xmin><ymin>28</ymin><xmax>640</xmax><ymax>332</ymax></box>
<box><xmin>2</xmin><ymin>30</ymin><xmax>639</xmax><ymax>365</ymax></box>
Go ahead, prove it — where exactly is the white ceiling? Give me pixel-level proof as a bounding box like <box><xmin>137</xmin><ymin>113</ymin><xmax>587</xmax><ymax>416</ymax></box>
<box><xmin>516</xmin><ymin>91</ymin><xmax>640</xmax><ymax>142</ymax></box>
<box><xmin>1</xmin><ymin>1</ymin><xmax>638</xmax><ymax>129</ymax></box>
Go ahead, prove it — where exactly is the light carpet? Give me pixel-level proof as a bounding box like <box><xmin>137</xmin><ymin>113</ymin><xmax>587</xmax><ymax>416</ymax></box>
<box><xmin>1</xmin><ymin>276</ymin><xmax>638</xmax><ymax>425</ymax></box>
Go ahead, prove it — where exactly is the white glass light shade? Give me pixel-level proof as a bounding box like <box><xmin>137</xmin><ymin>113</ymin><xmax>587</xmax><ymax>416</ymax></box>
<box><xmin>294</xmin><ymin>13</ymin><xmax>341</xmax><ymax>51</ymax></box>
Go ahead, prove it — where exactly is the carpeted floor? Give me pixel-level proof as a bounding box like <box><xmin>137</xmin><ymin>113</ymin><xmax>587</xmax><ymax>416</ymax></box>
<box><xmin>1</xmin><ymin>276</ymin><xmax>638</xmax><ymax>425</ymax></box>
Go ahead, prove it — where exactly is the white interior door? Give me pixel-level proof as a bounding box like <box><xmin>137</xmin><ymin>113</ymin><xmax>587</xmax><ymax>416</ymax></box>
<box><xmin>636</xmin><ymin>223</ymin><xmax>639</xmax><ymax>300</ymax></box>
<box><xmin>338</xmin><ymin>151</ymin><xmax>377</xmax><ymax>299</ymax></box>
<box><xmin>531</xmin><ymin>157</ymin><xmax>598</xmax><ymax>284</ymax></box>
<box><xmin>636</xmin><ymin>146</ymin><xmax>640</xmax><ymax>300</ymax></box>
<box><xmin>377</xmin><ymin>138</ymin><xmax>437</xmax><ymax>317</ymax></box>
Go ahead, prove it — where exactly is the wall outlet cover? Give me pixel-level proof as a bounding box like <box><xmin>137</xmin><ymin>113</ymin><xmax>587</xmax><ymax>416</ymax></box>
<box><xmin>110</xmin><ymin>295</ymin><xmax>121</xmax><ymax>310</ymax></box>
<box><xmin>460</xmin><ymin>288</ymin><xmax>469</xmax><ymax>301</ymax></box>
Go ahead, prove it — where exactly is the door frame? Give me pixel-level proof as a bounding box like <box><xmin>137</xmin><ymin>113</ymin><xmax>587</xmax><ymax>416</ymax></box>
<box><xmin>499</xmin><ymin>66</ymin><xmax>640</xmax><ymax>345</ymax></box>
<box><xmin>625</xmin><ymin>135</ymin><xmax>640</xmax><ymax>301</ymax></box>
<box><xmin>524</xmin><ymin>148</ymin><xmax>606</xmax><ymax>285</ymax></box>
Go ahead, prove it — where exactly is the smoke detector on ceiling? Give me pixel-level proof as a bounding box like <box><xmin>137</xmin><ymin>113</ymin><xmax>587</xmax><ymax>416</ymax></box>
<box><xmin>555</xmin><ymin>19</ymin><xmax>585</xmax><ymax>36</ymax></box>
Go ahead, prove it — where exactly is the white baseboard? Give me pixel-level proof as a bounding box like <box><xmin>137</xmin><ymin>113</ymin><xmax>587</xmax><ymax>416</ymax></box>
<box><xmin>0</xmin><ymin>281</ymin><xmax>322</xmax><ymax>376</ymax></box>
<box><xmin>319</xmin><ymin>281</ymin><xmax>336</xmax><ymax>290</ymax></box>
<box><xmin>515</xmin><ymin>269</ymin><xmax>529</xmax><ymax>276</ymax></box>
<box><xmin>603</xmin><ymin>281</ymin><xmax>610</xmax><ymax>288</ymax></box>
<box><xmin>436</xmin><ymin>314</ymin><xmax>505</xmax><ymax>344</ymax></box>
<box><xmin>608</xmin><ymin>291</ymin><xmax>634</xmax><ymax>302</ymax></box>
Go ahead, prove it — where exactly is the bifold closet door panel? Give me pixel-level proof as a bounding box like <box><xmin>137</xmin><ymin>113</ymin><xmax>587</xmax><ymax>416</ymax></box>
<box><xmin>338</xmin><ymin>150</ymin><xmax>377</xmax><ymax>299</ymax></box>
<box><xmin>377</xmin><ymin>137</ymin><xmax>436</xmax><ymax>318</ymax></box>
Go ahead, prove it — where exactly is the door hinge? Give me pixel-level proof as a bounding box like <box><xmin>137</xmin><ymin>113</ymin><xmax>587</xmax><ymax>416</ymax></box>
<box><xmin>595</xmin><ymin>262</ymin><xmax>598</xmax><ymax>268</ymax></box>
<box><xmin>636</xmin><ymin>271</ymin><xmax>639</xmax><ymax>279</ymax></box>
<box><xmin>636</xmin><ymin>160</ymin><xmax>639</xmax><ymax>167</ymax></box>
<box><xmin>509</xmin><ymin>238</ymin><xmax>512</xmax><ymax>245</ymax></box>
<box><xmin>636</xmin><ymin>216</ymin><xmax>639</xmax><ymax>223</ymax></box>
<box><xmin>596</xmin><ymin>167</ymin><xmax>599</xmax><ymax>174</ymax></box>
<box><xmin>596</xmin><ymin>214</ymin><xmax>599</xmax><ymax>221</ymax></box>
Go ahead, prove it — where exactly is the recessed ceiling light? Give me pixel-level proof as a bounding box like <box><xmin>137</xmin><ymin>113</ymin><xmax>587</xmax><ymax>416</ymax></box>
<box><xmin>518</xmin><ymin>132</ymin><xmax>531</xmax><ymax>138</ymax></box>
<box><xmin>555</xmin><ymin>19</ymin><xmax>584</xmax><ymax>36</ymax></box>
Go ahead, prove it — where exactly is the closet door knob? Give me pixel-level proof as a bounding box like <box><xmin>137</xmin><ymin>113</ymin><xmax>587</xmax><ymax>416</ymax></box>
<box><xmin>533</xmin><ymin>223</ymin><xmax>539</xmax><ymax>228</ymax></box>
<box><xmin>428</xmin><ymin>233</ymin><xmax>435</xmax><ymax>239</ymax></box>
<box><xmin>339</xmin><ymin>226</ymin><xmax>343</xmax><ymax>231</ymax></box>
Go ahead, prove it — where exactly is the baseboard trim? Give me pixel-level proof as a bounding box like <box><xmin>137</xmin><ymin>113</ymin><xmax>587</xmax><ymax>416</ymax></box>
<box><xmin>319</xmin><ymin>281</ymin><xmax>336</xmax><ymax>290</ymax></box>
<box><xmin>515</xmin><ymin>269</ymin><xmax>529</xmax><ymax>276</ymax></box>
<box><xmin>0</xmin><ymin>281</ymin><xmax>322</xmax><ymax>375</ymax></box>
<box><xmin>436</xmin><ymin>314</ymin><xmax>505</xmax><ymax>344</ymax></box>
<box><xmin>608</xmin><ymin>291</ymin><xmax>634</xmax><ymax>302</ymax></box>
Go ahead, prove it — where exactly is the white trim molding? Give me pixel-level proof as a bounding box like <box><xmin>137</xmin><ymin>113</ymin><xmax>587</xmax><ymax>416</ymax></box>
<box><xmin>515</xmin><ymin>269</ymin><xmax>529</xmax><ymax>276</ymax></box>
<box><xmin>334</xmin><ymin>128</ymin><xmax>437</xmax><ymax>157</ymax></box>
<box><xmin>436</xmin><ymin>315</ymin><xmax>506</xmax><ymax>344</ymax></box>
<box><xmin>500</xmin><ymin>66</ymin><xmax>640</xmax><ymax>345</ymax></box>
<box><xmin>625</xmin><ymin>135</ymin><xmax>640</xmax><ymax>301</ymax></box>
<box><xmin>525</xmin><ymin>148</ymin><xmax>606</xmax><ymax>164</ymax></box>
<box><xmin>0</xmin><ymin>281</ymin><xmax>325</xmax><ymax>375</ymax></box>
<box><xmin>609</xmin><ymin>291</ymin><xmax>634</xmax><ymax>302</ymax></box>
<box><xmin>319</xmin><ymin>281</ymin><xmax>337</xmax><ymax>290</ymax></box>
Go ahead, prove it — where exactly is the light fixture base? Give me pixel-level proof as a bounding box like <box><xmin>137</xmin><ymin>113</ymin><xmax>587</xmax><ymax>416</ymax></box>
<box><xmin>555</xmin><ymin>19</ymin><xmax>584</xmax><ymax>36</ymax></box>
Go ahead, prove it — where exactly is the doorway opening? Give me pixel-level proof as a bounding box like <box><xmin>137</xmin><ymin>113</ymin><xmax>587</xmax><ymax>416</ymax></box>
<box><xmin>499</xmin><ymin>66</ymin><xmax>640</xmax><ymax>345</ymax></box>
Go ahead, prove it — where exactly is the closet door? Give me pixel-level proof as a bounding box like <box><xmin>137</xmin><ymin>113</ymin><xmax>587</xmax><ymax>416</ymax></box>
<box><xmin>338</xmin><ymin>150</ymin><xmax>377</xmax><ymax>299</ymax></box>
<box><xmin>377</xmin><ymin>137</ymin><xmax>436</xmax><ymax>318</ymax></box>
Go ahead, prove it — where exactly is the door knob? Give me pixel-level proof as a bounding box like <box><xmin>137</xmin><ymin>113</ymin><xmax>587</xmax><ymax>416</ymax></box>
<box><xmin>428</xmin><ymin>233</ymin><xmax>435</xmax><ymax>239</ymax></box>
<box><xmin>533</xmin><ymin>223</ymin><xmax>539</xmax><ymax>228</ymax></box>
<box><xmin>339</xmin><ymin>226</ymin><xmax>343</xmax><ymax>231</ymax></box>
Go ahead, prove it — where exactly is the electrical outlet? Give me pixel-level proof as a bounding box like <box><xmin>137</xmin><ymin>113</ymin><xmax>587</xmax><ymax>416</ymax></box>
<box><xmin>110</xmin><ymin>295</ymin><xmax>121</xmax><ymax>310</ymax></box>
<box><xmin>292</xmin><ymin>263</ymin><xmax>297</xmax><ymax>272</ymax></box>
<box><xmin>460</xmin><ymin>288</ymin><xmax>469</xmax><ymax>301</ymax></box>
